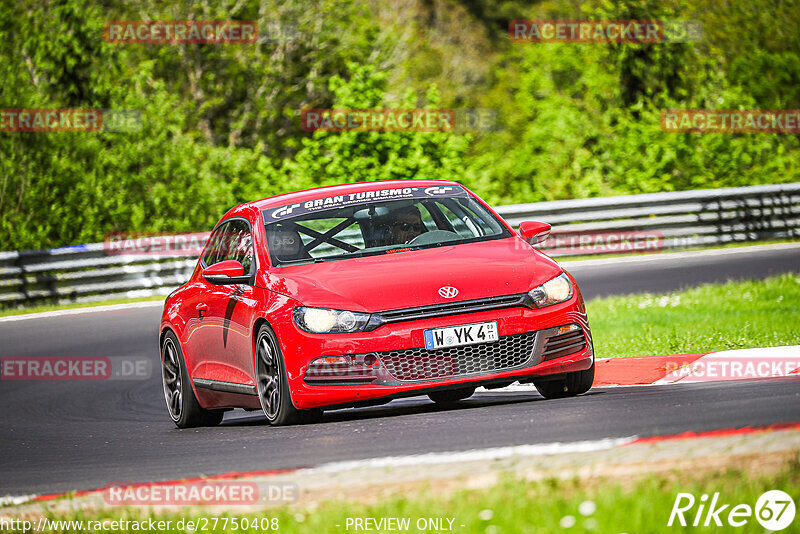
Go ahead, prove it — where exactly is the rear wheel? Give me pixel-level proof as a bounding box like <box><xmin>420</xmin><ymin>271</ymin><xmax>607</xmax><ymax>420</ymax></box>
<box><xmin>256</xmin><ymin>324</ymin><xmax>303</xmax><ymax>426</ymax></box>
<box><xmin>533</xmin><ymin>362</ymin><xmax>594</xmax><ymax>399</ymax></box>
<box><xmin>428</xmin><ymin>387</ymin><xmax>475</xmax><ymax>404</ymax></box>
<box><xmin>161</xmin><ymin>331</ymin><xmax>224</xmax><ymax>428</ymax></box>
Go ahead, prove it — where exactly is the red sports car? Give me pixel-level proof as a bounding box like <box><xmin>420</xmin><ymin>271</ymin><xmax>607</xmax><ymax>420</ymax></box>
<box><xmin>160</xmin><ymin>180</ymin><xmax>594</xmax><ymax>427</ymax></box>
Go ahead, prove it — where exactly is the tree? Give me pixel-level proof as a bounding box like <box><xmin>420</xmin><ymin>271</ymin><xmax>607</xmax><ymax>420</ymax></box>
<box><xmin>283</xmin><ymin>62</ymin><xmax>469</xmax><ymax>190</ymax></box>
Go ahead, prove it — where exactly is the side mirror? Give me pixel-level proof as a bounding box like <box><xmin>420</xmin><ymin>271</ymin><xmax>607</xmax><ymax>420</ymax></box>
<box><xmin>518</xmin><ymin>221</ymin><xmax>551</xmax><ymax>245</ymax></box>
<box><xmin>202</xmin><ymin>260</ymin><xmax>250</xmax><ymax>285</ymax></box>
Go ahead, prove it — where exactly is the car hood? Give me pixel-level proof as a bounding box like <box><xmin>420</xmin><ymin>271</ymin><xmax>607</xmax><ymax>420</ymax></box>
<box><xmin>264</xmin><ymin>237</ymin><xmax>563</xmax><ymax>312</ymax></box>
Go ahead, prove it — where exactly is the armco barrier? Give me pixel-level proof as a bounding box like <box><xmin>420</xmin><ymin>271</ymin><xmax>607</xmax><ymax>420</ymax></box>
<box><xmin>497</xmin><ymin>182</ymin><xmax>800</xmax><ymax>253</ymax></box>
<box><xmin>1</xmin><ymin>183</ymin><xmax>798</xmax><ymax>308</ymax></box>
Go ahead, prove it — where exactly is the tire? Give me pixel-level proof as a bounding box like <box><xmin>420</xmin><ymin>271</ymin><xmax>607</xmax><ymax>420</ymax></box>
<box><xmin>533</xmin><ymin>362</ymin><xmax>594</xmax><ymax>399</ymax></box>
<box><xmin>428</xmin><ymin>387</ymin><xmax>475</xmax><ymax>404</ymax></box>
<box><xmin>161</xmin><ymin>331</ymin><xmax>224</xmax><ymax>428</ymax></box>
<box><xmin>255</xmin><ymin>324</ymin><xmax>303</xmax><ymax>426</ymax></box>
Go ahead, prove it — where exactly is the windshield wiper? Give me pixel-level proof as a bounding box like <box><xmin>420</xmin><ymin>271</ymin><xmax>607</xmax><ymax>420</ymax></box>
<box><xmin>276</xmin><ymin>257</ymin><xmax>330</xmax><ymax>266</ymax></box>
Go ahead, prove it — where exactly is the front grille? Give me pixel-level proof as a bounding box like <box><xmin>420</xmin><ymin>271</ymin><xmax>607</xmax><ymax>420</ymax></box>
<box><xmin>378</xmin><ymin>331</ymin><xmax>537</xmax><ymax>382</ymax></box>
<box><xmin>374</xmin><ymin>294</ymin><xmax>528</xmax><ymax>326</ymax></box>
<box><xmin>542</xmin><ymin>329</ymin><xmax>587</xmax><ymax>361</ymax></box>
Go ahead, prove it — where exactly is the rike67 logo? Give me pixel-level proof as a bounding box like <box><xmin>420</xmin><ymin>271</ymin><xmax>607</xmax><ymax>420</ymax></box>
<box><xmin>669</xmin><ymin>490</ymin><xmax>795</xmax><ymax>530</ymax></box>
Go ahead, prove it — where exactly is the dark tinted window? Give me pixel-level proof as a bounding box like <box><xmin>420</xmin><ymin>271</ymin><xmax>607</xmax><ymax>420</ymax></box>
<box><xmin>202</xmin><ymin>222</ymin><xmax>231</xmax><ymax>267</ymax></box>
<box><xmin>223</xmin><ymin>219</ymin><xmax>254</xmax><ymax>272</ymax></box>
<box><xmin>201</xmin><ymin>219</ymin><xmax>254</xmax><ymax>272</ymax></box>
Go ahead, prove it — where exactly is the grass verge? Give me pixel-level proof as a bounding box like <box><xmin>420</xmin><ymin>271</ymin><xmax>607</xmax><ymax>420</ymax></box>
<box><xmin>8</xmin><ymin>456</ymin><xmax>798</xmax><ymax>533</ymax></box>
<box><xmin>587</xmin><ymin>272</ymin><xmax>800</xmax><ymax>358</ymax></box>
<box><xmin>0</xmin><ymin>296</ymin><xmax>165</xmax><ymax>318</ymax></box>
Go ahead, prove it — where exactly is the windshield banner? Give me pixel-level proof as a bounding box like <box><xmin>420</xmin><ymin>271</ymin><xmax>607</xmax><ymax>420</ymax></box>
<box><xmin>264</xmin><ymin>185</ymin><xmax>470</xmax><ymax>222</ymax></box>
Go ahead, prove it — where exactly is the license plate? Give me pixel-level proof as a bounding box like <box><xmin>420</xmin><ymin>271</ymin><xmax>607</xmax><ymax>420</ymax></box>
<box><xmin>424</xmin><ymin>321</ymin><xmax>499</xmax><ymax>350</ymax></box>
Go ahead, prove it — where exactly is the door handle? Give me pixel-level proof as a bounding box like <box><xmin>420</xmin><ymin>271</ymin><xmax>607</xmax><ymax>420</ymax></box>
<box><xmin>196</xmin><ymin>303</ymin><xmax>208</xmax><ymax>320</ymax></box>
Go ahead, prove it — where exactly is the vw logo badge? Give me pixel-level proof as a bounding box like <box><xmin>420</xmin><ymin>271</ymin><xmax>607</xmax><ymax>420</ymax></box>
<box><xmin>438</xmin><ymin>286</ymin><xmax>459</xmax><ymax>299</ymax></box>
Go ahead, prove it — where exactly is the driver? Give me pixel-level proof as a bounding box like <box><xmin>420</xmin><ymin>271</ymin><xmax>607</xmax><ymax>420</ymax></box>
<box><xmin>388</xmin><ymin>204</ymin><xmax>426</xmax><ymax>244</ymax></box>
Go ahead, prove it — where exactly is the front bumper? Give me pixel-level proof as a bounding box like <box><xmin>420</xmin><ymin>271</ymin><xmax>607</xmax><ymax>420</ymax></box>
<box><xmin>278</xmin><ymin>298</ymin><xmax>593</xmax><ymax>410</ymax></box>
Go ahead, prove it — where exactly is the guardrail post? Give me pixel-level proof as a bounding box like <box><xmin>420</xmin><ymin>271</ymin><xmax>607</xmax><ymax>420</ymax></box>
<box><xmin>15</xmin><ymin>252</ymin><xmax>30</xmax><ymax>305</ymax></box>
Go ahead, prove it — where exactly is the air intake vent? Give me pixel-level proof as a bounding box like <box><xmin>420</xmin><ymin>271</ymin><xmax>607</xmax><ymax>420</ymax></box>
<box><xmin>542</xmin><ymin>328</ymin><xmax>586</xmax><ymax>361</ymax></box>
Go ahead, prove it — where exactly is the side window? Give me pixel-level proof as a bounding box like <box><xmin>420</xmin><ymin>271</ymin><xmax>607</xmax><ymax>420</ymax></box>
<box><xmin>223</xmin><ymin>219</ymin><xmax>254</xmax><ymax>272</ymax></box>
<box><xmin>202</xmin><ymin>222</ymin><xmax>230</xmax><ymax>267</ymax></box>
<box><xmin>201</xmin><ymin>219</ymin><xmax>254</xmax><ymax>272</ymax></box>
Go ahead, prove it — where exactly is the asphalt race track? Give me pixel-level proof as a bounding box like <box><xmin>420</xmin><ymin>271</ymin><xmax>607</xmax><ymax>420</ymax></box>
<box><xmin>1</xmin><ymin>244</ymin><xmax>799</xmax><ymax>496</ymax></box>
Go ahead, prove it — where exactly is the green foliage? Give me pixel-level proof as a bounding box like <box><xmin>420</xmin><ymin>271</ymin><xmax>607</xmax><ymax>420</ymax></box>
<box><xmin>1</xmin><ymin>0</ymin><xmax>798</xmax><ymax>250</ymax></box>
<box><xmin>282</xmin><ymin>63</ymin><xmax>469</xmax><ymax>190</ymax></box>
<box><xmin>0</xmin><ymin>0</ymin><xmax>393</xmax><ymax>249</ymax></box>
<box><xmin>464</xmin><ymin>0</ymin><xmax>800</xmax><ymax>205</ymax></box>
<box><xmin>587</xmin><ymin>273</ymin><xmax>800</xmax><ymax>357</ymax></box>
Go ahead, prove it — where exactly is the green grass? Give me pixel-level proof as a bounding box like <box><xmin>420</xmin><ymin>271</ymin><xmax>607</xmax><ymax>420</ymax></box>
<box><xmin>587</xmin><ymin>273</ymin><xmax>800</xmax><ymax>358</ymax></box>
<box><xmin>9</xmin><ymin>457</ymin><xmax>799</xmax><ymax>533</ymax></box>
<box><xmin>0</xmin><ymin>295</ymin><xmax>165</xmax><ymax>318</ymax></box>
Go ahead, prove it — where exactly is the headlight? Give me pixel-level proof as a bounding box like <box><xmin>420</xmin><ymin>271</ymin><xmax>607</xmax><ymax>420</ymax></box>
<box><xmin>293</xmin><ymin>307</ymin><xmax>371</xmax><ymax>333</ymax></box>
<box><xmin>528</xmin><ymin>273</ymin><xmax>573</xmax><ymax>307</ymax></box>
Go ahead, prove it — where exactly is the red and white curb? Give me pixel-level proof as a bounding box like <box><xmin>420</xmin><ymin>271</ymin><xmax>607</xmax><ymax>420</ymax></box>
<box><xmin>595</xmin><ymin>345</ymin><xmax>800</xmax><ymax>387</ymax></box>
<box><xmin>310</xmin><ymin>437</ymin><xmax>633</xmax><ymax>472</ymax></box>
<box><xmin>485</xmin><ymin>346</ymin><xmax>799</xmax><ymax>393</ymax></box>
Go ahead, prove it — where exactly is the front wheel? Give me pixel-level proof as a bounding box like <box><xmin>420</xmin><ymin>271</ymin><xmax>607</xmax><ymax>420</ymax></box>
<box><xmin>256</xmin><ymin>324</ymin><xmax>303</xmax><ymax>426</ymax></box>
<box><xmin>533</xmin><ymin>362</ymin><xmax>594</xmax><ymax>399</ymax></box>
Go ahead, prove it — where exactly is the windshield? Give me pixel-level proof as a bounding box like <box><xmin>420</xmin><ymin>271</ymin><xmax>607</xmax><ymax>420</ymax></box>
<box><xmin>262</xmin><ymin>187</ymin><xmax>510</xmax><ymax>265</ymax></box>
